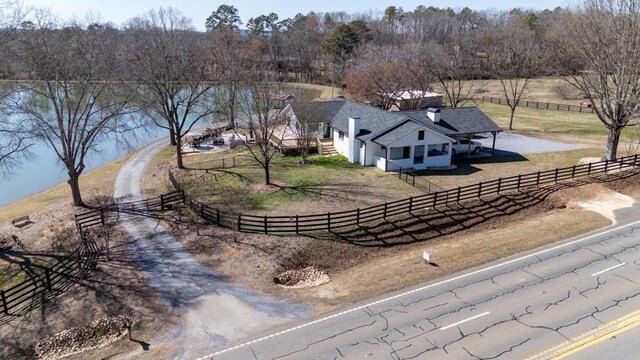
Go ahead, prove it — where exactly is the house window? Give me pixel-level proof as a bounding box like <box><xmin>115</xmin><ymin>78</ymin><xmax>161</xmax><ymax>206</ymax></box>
<box><xmin>418</xmin><ymin>130</ymin><xmax>425</xmax><ymax>141</ymax></box>
<box><xmin>339</xmin><ymin>130</ymin><xmax>344</xmax><ymax>140</ymax></box>
<box><xmin>390</xmin><ymin>146</ymin><xmax>411</xmax><ymax>160</ymax></box>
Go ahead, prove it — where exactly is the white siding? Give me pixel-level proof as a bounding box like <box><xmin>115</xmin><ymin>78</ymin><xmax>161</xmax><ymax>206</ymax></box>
<box><xmin>333</xmin><ymin>129</ymin><xmax>349</xmax><ymax>157</ymax></box>
<box><xmin>364</xmin><ymin>141</ymin><xmax>382</xmax><ymax>166</ymax></box>
<box><xmin>384</xmin><ymin>128</ymin><xmax>452</xmax><ymax>170</ymax></box>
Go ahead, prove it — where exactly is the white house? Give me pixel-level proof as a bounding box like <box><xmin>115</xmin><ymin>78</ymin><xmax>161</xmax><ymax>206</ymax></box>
<box><xmin>284</xmin><ymin>98</ymin><xmax>502</xmax><ymax>172</ymax></box>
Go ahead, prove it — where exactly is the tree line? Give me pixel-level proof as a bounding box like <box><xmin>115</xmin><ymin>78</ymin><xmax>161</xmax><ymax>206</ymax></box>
<box><xmin>0</xmin><ymin>0</ymin><xmax>638</xmax><ymax>208</ymax></box>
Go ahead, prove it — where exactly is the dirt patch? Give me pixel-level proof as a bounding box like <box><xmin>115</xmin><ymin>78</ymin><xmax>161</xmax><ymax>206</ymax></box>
<box><xmin>575</xmin><ymin>191</ymin><xmax>634</xmax><ymax>223</ymax></box>
<box><xmin>0</xmin><ymin>226</ymin><xmax>174</xmax><ymax>360</ymax></box>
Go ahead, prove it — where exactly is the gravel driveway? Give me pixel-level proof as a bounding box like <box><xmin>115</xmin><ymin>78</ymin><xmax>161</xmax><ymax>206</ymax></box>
<box><xmin>113</xmin><ymin>140</ymin><xmax>313</xmax><ymax>359</ymax></box>
<box><xmin>476</xmin><ymin>132</ymin><xmax>583</xmax><ymax>155</ymax></box>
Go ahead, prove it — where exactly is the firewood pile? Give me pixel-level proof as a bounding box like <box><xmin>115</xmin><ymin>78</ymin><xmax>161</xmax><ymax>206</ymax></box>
<box><xmin>274</xmin><ymin>266</ymin><xmax>330</xmax><ymax>289</ymax></box>
<box><xmin>34</xmin><ymin>315</ymin><xmax>134</xmax><ymax>359</ymax></box>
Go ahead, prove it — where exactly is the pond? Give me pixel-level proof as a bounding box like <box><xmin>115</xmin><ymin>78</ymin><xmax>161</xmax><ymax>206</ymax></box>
<box><xmin>0</xmin><ymin>121</ymin><xmax>170</xmax><ymax>207</ymax></box>
<box><xmin>0</xmin><ymin>85</ymin><xmax>320</xmax><ymax>207</ymax></box>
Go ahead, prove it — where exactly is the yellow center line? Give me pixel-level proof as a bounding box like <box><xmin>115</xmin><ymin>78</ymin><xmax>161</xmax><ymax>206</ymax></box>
<box><xmin>526</xmin><ymin>308</ymin><xmax>640</xmax><ymax>360</ymax></box>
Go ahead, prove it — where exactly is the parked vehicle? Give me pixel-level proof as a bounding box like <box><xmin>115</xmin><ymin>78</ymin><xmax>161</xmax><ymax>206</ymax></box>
<box><xmin>451</xmin><ymin>139</ymin><xmax>482</xmax><ymax>156</ymax></box>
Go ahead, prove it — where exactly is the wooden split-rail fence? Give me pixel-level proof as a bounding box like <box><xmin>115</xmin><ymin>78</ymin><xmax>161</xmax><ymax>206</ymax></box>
<box><xmin>0</xmin><ymin>232</ymin><xmax>99</xmax><ymax>318</ymax></box>
<box><xmin>182</xmin><ymin>154</ymin><xmax>639</xmax><ymax>235</ymax></box>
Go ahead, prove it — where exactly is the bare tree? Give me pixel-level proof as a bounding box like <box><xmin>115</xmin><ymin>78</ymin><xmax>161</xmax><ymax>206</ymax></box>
<box><xmin>12</xmin><ymin>13</ymin><xmax>140</xmax><ymax>207</ymax></box>
<box><xmin>281</xmin><ymin>95</ymin><xmax>325</xmax><ymax>163</ymax></box>
<box><xmin>565</xmin><ymin>0</ymin><xmax>640</xmax><ymax>160</ymax></box>
<box><xmin>209</xmin><ymin>29</ymin><xmax>248</xmax><ymax>130</ymax></box>
<box><xmin>488</xmin><ymin>19</ymin><xmax>543</xmax><ymax>130</ymax></box>
<box><xmin>235</xmin><ymin>82</ymin><xmax>286</xmax><ymax>185</ymax></box>
<box><xmin>344</xmin><ymin>44</ymin><xmax>415</xmax><ymax>110</ymax></box>
<box><xmin>411</xmin><ymin>40</ymin><xmax>486</xmax><ymax>107</ymax></box>
<box><xmin>0</xmin><ymin>0</ymin><xmax>29</xmax><ymax>174</ymax></box>
<box><xmin>125</xmin><ymin>8</ymin><xmax>219</xmax><ymax>169</ymax></box>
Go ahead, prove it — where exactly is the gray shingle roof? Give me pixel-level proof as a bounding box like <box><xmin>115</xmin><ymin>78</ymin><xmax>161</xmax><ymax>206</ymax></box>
<box><xmin>398</xmin><ymin>107</ymin><xmax>502</xmax><ymax>136</ymax></box>
<box><xmin>371</xmin><ymin>120</ymin><xmax>423</xmax><ymax>146</ymax></box>
<box><xmin>302</xmin><ymin>100</ymin><xmax>501</xmax><ymax>141</ymax></box>
<box><xmin>288</xmin><ymin>101</ymin><xmax>345</xmax><ymax>124</ymax></box>
<box><xmin>314</xmin><ymin>100</ymin><xmax>408</xmax><ymax>140</ymax></box>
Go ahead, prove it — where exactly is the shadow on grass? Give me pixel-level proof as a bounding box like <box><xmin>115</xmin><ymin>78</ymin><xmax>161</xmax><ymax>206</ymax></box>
<box><xmin>301</xmin><ymin>169</ymin><xmax>638</xmax><ymax>248</ymax></box>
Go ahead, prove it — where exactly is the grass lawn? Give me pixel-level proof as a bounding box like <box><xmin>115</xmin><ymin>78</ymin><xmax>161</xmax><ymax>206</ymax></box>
<box><xmin>173</xmin><ymin>150</ymin><xmax>424</xmax><ymax>216</ymax></box>
<box><xmin>472</xmin><ymin>76</ymin><xmax>583</xmax><ymax>105</ymax></box>
<box><xmin>419</xmin><ymin>148</ymin><xmax>604</xmax><ymax>190</ymax></box>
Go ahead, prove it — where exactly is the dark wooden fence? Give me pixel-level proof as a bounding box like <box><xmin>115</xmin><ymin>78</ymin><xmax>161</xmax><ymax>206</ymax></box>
<box><xmin>0</xmin><ymin>232</ymin><xmax>99</xmax><ymax>318</ymax></box>
<box><xmin>481</xmin><ymin>96</ymin><xmax>596</xmax><ymax>114</ymax></box>
<box><xmin>398</xmin><ymin>168</ymin><xmax>445</xmax><ymax>193</ymax></box>
<box><xmin>182</xmin><ymin>155</ymin><xmax>639</xmax><ymax>235</ymax></box>
<box><xmin>186</xmin><ymin>155</ymin><xmax>247</xmax><ymax>171</ymax></box>
<box><xmin>75</xmin><ymin>190</ymin><xmax>184</xmax><ymax>232</ymax></box>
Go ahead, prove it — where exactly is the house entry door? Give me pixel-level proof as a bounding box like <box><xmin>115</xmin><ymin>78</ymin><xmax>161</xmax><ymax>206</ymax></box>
<box><xmin>414</xmin><ymin>145</ymin><xmax>425</xmax><ymax>164</ymax></box>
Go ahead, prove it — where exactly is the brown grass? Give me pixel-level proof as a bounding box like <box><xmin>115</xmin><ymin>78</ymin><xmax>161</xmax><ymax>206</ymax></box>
<box><xmin>0</xmin><ymin>154</ymin><xmax>130</xmax><ymax>224</ymax></box>
<box><xmin>167</xmin><ymin>172</ymin><xmax>639</xmax><ymax>313</ymax></box>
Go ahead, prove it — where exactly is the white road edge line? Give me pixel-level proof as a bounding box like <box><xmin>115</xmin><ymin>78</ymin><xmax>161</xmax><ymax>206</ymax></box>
<box><xmin>439</xmin><ymin>311</ymin><xmax>490</xmax><ymax>331</ymax></box>
<box><xmin>194</xmin><ymin>219</ymin><xmax>640</xmax><ymax>360</ymax></box>
<box><xmin>590</xmin><ymin>262</ymin><xmax>626</xmax><ymax>277</ymax></box>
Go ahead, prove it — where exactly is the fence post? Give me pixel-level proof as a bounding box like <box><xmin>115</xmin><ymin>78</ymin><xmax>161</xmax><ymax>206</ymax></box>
<box><xmin>572</xmin><ymin>165</ymin><xmax>576</xmax><ymax>179</ymax></box>
<box><xmin>635</xmin><ymin>153</ymin><xmax>639</xmax><ymax>166</ymax></box>
<box><xmin>536</xmin><ymin>171</ymin><xmax>541</xmax><ymax>186</ymax></box>
<box><xmin>412</xmin><ymin>174</ymin><xmax>415</xmax><ymax>187</ymax></box>
<box><xmin>588</xmin><ymin>162</ymin><xmax>592</xmax><ymax>175</ymax></box>
<box><xmin>409</xmin><ymin>197</ymin><xmax>413</xmax><ymax>213</ymax></box>
<box><xmin>620</xmin><ymin>156</ymin><xmax>624</xmax><ymax>170</ymax></box>
<box><xmin>457</xmin><ymin>187</ymin><xmax>461</xmax><ymax>203</ymax></box>
<box><xmin>45</xmin><ymin>268</ymin><xmax>52</xmax><ymax>291</ymax></box>
<box><xmin>604</xmin><ymin>159</ymin><xmax>609</xmax><ymax>174</ymax></box>
<box><xmin>398</xmin><ymin>170</ymin><xmax>401</xmax><ymax>179</ymax></box>
<box><xmin>433</xmin><ymin>192</ymin><xmax>438</xmax><ymax>208</ymax></box>
<box><xmin>100</xmin><ymin>208</ymin><xmax>105</xmax><ymax>226</ymax></box>
<box><xmin>556</xmin><ymin>104</ymin><xmax>560</xmax><ymax>110</ymax></box>
<box><xmin>264</xmin><ymin>216</ymin><xmax>268</xmax><ymax>234</ymax></box>
<box><xmin>1</xmin><ymin>291</ymin><xmax>7</xmax><ymax>315</ymax></box>
<box><xmin>216</xmin><ymin>209</ymin><xmax>221</xmax><ymax>227</ymax></box>
<box><xmin>517</xmin><ymin>174</ymin><xmax>521</xmax><ymax>191</ymax></box>
<box><xmin>233</xmin><ymin>156</ymin><xmax>236</xmax><ymax>167</ymax></box>
<box><xmin>356</xmin><ymin>208</ymin><xmax>360</xmax><ymax>225</ymax></box>
<box><xmin>295</xmin><ymin>215</ymin><xmax>299</xmax><ymax>234</ymax></box>
<box><xmin>237</xmin><ymin>214</ymin><xmax>242</xmax><ymax>232</ymax></box>
<box><xmin>383</xmin><ymin>203</ymin><xmax>388</xmax><ymax>219</ymax></box>
<box><xmin>546</xmin><ymin>103</ymin><xmax>549</xmax><ymax>109</ymax></box>
<box><xmin>497</xmin><ymin>178</ymin><xmax>502</xmax><ymax>194</ymax></box>
<box><xmin>160</xmin><ymin>194</ymin><xmax>165</xmax><ymax>210</ymax></box>
<box><xmin>478</xmin><ymin>183</ymin><xmax>482</xmax><ymax>198</ymax></box>
<box><xmin>555</xmin><ymin>168</ymin><xmax>559</xmax><ymax>183</ymax></box>
<box><xmin>328</xmin><ymin>212</ymin><xmax>331</xmax><ymax>231</ymax></box>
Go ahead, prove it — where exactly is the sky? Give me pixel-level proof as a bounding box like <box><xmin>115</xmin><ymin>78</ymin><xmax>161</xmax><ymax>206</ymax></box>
<box><xmin>21</xmin><ymin>0</ymin><xmax>570</xmax><ymax>31</ymax></box>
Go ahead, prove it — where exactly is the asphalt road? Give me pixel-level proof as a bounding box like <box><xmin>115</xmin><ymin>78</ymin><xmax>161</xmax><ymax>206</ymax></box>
<box><xmin>198</xmin><ymin>204</ymin><xmax>640</xmax><ymax>360</ymax></box>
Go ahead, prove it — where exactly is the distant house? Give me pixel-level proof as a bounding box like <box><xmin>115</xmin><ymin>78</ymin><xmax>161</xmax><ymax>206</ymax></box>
<box><xmin>283</xmin><ymin>98</ymin><xmax>502</xmax><ymax>172</ymax></box>
<box><xmin>382</xmin><ymin>90</ymin><xmax>445</xmax><ymax>111</ymax></box>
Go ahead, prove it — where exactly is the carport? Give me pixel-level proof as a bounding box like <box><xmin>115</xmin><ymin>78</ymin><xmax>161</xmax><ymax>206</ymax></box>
<box><xmin>397</xmin><ymin>107</ymin><xmax>503</xmax><ymax>156</ymax></box>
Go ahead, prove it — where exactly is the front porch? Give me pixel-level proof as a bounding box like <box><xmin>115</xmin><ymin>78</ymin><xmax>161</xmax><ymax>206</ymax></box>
<box><xmin>372</xmin><ymin>143</ymin><xmax>451</xmax><ymax>172</ymax></box>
